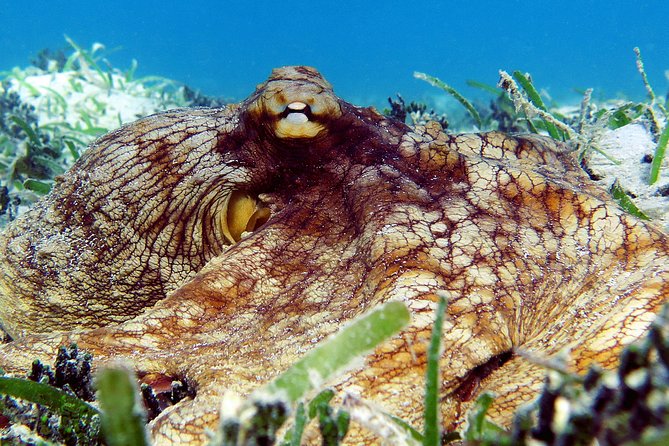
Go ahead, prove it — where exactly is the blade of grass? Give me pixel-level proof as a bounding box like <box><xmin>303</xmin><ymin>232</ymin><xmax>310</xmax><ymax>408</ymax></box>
<box><xmin>463</xmin><ymin>393</ymin><xmax>507</xmax><ymax>441</ymax></box>
<box><xmin>525</xmin><ymin>118</ymin><xmax>539</xmax><ymax>134</ymax></box>
<box><xmin>386</xmin><ymin>413</ymin><xmax>424</xmax><ymax>443</ymax></box>
<box><xmin>62</xmin><ymin>45</ymin><xmax>81</xmax><ymax>72</ymax></box>
<box><xmin>133</xmin><ymin>75</ymin><xmax>180</xmax><ymax>85</ymax></box>
<box><xmin>423</xmin><ymin>293</ymin><xmax>447</xmax><ymax>446</ymax></box>
<box><xmin>414</xmin><ymin>72</ymin><xmax>483</xmax><ymax>129</ymax></box>
<box><xmin>64</xmin><ymin>35</ymin><xmax>112</xmax><ymax>89</ymax></box>
<box><xmin>76</xmin><ymin>126</ymin><xmax>109</xmax><ymax>136</ymax></box>
<box><xmin>607</xmin><ymin>103</ymin><xmax>645</xmax><ymax>130</ymax></box>
<box><xmin>284</xmin><ymin>402</ymin><xmax>307</xmax><ymax>446</ymax></box>
<box><xmin>68</xmin><ymin>76</ymin><xmax>84</xmax><ymax>92</ymax></box>
<box><xmin>125</xmin><ymin>59</ymin><xmax>138</xmax><ymax>82</ymax></box>
<box><xmin>0</xmin><ymin>376</ymin><xmax>99</xmax><ymax>419</ymax></box>
<box><xmin>466</xmin><ymin>79</ymin><xmax>501</xmax><ymax>96</ymax></box>
<box><xmin>308</xmin><ymin>389</ymin><xmax>335</xmax><ymax>418</ymax></box>
<box><xmin>96</xmin><ymin>366</ymin><xmax>149</xmax><ymax>446</ymax></box>
<box><xmin>23</xmin><ymin>178</ymin><xmax>52</xmax><ymax>194</ymax></box>
<box><xmin>259</xmin><ymin>300</ymin><xmax>410</xmax><ymax>403</ymax></box>
<box><xmin>13</xmin><ymin>77</ymin><xmax>41</xmax><ymax>96</ymax></box>
<box><xmin>9</xmin><ymin>115</ymin><xmax>40</xmax><ymax>146</ymax></box>
<box><xmin>511</xmin><ymin>71</ymin><xmax>563</xmax><ymax>140</ymax></box>
<box><xmin>33</xmin><ymin>155</ymin><xmax>66</xmax><ymax>175</ymax></box>
<box><xmin>634</xmin><ymin>47</ymin><xmax>668</xmax><ymax>117</ymax></box>
<box><xmin>610</xmin><ymin>180</ymin><xmax>650</xmax><ymax>220</ymax></box>
<box><xmin>64</xmin><ymin>139</ymin><xmax>81</xmax><ymax>160</ymax></box>
<box><xmin>589</xmin><ymin>145</ymin><xmax>621</xmax><ymax>165</ymax></box>
<box><xmin>41</xmin><ymin>86</ymin><xmax>69</xmax><ymax>112</ymax></box>
<box><xmin>511</xmin><ymin>71</ymin><xmax>548</xmax><ymax>111</ymax></box>
<box><xmin>212</xmin><ymin>299</ymin><xmax>409</xmax><ymax>446</ymax></box>
<box><xmin>40</xmin><ymin>121</ymin><xmax>75</xmax><ymax>131</ymax></box>
<box><xmin>309</xmin><ymin>389</ymin><xmax>349</xmax><ymax>445</ymax></box>
<box><xmin>649</xmin><ymin>123</ymin><xmax>669</xmax><ymax>185</ymax></box>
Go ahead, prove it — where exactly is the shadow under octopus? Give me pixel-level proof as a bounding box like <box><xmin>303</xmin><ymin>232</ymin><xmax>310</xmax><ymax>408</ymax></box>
<box><xmin>0</xmin><ymin>66</ymin><xmax>667</xmax><ymax>444</ymax></box>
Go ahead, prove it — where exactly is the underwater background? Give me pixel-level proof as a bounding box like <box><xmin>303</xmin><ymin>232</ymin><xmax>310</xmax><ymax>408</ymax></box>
<box><xmin>2</xmin><ymin>0</ymin><xmax>668</xmax><ymax>108</ymax></box>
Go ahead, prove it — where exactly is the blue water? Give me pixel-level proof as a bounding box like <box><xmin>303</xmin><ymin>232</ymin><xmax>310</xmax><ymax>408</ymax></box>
<box><xmin>2</xmin><ymin>0</ymin><xmax>668</xmax><ymax>109</ymax></box>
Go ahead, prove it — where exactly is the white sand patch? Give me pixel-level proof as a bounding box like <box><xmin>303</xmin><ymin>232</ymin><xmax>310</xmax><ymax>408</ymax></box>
<box><xmin>6</xmin><ymin>71</ymin><xmax>184</xmax><ymax>161</ymax></box>
<box><xmin>10</xmin><ymin>72</ymin><xmax>168</xmax><ymax>127</ymax></box>
<box><xmin>589</xmin><ymin>122</ymin><xmax>669</xmax><ymax>230</ymax></box>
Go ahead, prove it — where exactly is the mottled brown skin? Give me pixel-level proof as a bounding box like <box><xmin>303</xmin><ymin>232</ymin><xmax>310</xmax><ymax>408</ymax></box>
<box><xmin>0</xmin><ymin>66</ymin><xmax>668</xmax><ymax>444</ymax></box>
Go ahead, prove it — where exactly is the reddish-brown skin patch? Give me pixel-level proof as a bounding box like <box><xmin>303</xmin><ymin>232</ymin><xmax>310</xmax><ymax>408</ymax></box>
<box><xmin>0</xmin><ymin>66</ymin><xmax>667</xmax><ymax>444</ymax></box>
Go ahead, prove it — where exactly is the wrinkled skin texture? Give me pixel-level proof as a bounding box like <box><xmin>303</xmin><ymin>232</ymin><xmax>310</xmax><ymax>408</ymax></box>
<box><xmin>0</xmin><ymin>66</ymin><xmax>668</xmax><ymax>444</ymax></box>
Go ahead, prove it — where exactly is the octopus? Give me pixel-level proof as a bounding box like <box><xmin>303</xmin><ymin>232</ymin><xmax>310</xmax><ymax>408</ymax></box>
<box><xmin>0</xmin><ymin>66</ymin><xmax>667</xmax><ymax>444</ymax></box>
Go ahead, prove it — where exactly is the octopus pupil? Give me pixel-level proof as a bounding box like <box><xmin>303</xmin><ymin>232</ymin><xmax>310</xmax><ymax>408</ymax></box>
<box><xmin>281</xmin><ymin>104</ymin><xmax>313</xmax><ymax>119</ymax></box>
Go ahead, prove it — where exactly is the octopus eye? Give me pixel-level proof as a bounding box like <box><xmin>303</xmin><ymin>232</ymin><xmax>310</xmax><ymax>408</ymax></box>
<box><xmin>282</xmin><ymin>101</ymin><xmax>311</xmax><ymax>123</ymax></box>
<box><xmin>247</xmin><ymin>69</ymin><xmax>342</xmax><ymax>140</ymax></box>
<box><xmin>220</xmin><ymin>191</ymin><xmax>271</xmax><ymax>244</ymax></box>
<box><xmin>274</xmin><ymin>100</ymin><xmax>326</xmax><ymax>139</ymax></box>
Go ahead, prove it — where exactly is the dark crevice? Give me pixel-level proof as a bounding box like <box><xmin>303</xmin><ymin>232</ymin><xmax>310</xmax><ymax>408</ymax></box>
<box><xmin>139</xmin><ymin>372</ymin><xmax>197</xmax><ymax>421</ymax></box>
<box><xmin>656</xmin><ymin>184</ymin><xmax>669</xmax><ymax>197</ymax></box>
<box><xmin>450</xmin><ymin>350</ymin><xmax>514</xmax><ymax>402</ymax></box>
<box><xmin>580</xmin><ymin>158</ymin><xmax>603</xmax><ymax>181</ymax></box>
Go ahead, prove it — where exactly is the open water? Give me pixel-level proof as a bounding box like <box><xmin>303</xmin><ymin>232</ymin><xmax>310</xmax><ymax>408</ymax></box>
<box><xmin>2</xmin><ymin>0</ymin><xmax>668</xmax><ymax>108</ymax></box>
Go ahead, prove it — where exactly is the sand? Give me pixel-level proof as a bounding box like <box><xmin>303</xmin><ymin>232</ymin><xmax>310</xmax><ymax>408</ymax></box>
<box><xmin>590</xmin><ymin>121</ymin><xmax>669</xmax><ymax>230</ymax></box>
<box><xmin>5</xmin><ymin>70</ymin><xmax>184</xmax><ymax>165</ymax></box>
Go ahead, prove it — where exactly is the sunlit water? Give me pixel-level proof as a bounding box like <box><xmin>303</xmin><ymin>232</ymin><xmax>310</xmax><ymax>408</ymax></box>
<box><xmin>2</xmin><ymin>0</ymin><xmax>668</xmax><ymax>109</ymax></box>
